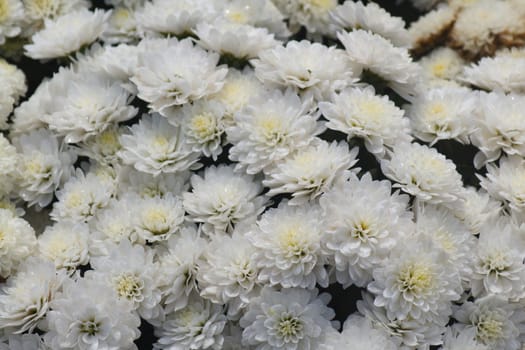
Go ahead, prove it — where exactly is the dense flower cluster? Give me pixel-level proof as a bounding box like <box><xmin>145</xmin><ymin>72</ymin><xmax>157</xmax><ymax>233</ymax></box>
<box><xmin>0</xmin><ymin>0</ymin><xmax>524</xmax><ymax>349</ymax></box>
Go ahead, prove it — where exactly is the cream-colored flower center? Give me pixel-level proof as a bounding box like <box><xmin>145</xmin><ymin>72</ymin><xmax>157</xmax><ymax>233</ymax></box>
<box><xmin>0</xmin><ymin>0</ymin><xmax>10</xmax><ymax>21</ymax></box>
<box><xmin>258</xmin><ymin>116</ymin><xmax>285</xmax><ymax>143</ymax></box>
<box><xmin>359</xmin><ymin>99</ymin><xmax>385</xmax><ymax>120</ymax></box>
<box><xmin>431</xmin><ymin>61</ymin><xmax>448</xmax><ymax>78</ymax></box>
<box><xmin>303</xmin><ymin>0</ymin><xmax>336</xmax><ymax>12</ymax></box>
<box><xmin>79</xmin><ymin>318</ymin><xmax>101</xmax><ymax>336</ymax></box>
<box><xmin>398</xmin><ymin>262</ymin><xmax>434</xmax><ymax>293</ymax></box>
<box><xmin>435</xmin><ymin>230</ymin><xmax>456</xmax><ymax>253</ymax></box>
<box><xmin>484</xmin><ymin>251</ymin><xmax>510</xmax><ymax>274</ymax></box>
<box><xmin>225</xmin><ymin>10</ymin><xmax>247</xmax><ymax>24</ymax></box>
<box><xmin>45</xmin><ymin>237</ymin><xmax>69</xmax><ymax>257</ymax></box>
<box><xmin>65</xmin><ymin>191</ymin><xmax>84</xmax><ymax>210</ymax></box>
<box><xmin>277</xmin><ymin>315</ymin><xmax>303</xmax><ymax>339</ymax></box>
<box><xmin>142</xmin><ymin>207</ymin><xmax>170</xmax><ymax>235</ymax></box>
<box><xmin>115</xmin><ymin>273</ymin><xmax>144</xmax><ymax>300</ymax></box>
<box><xmin>350</xmin><ymin>220</ymin><xmax>373</xmax><ymax>241</ymax></box>
<box><xmin>24</xmin><ymin>157</ymin><xmax>44</xmax><ymax>175</ymax></box>
<box><xmin>152</xmin><ymin>135</ymin><xmax>170</xmax><ymax>153</ymax></box>
<box><xmin>279</xmin><ymin>227</ymin><xmax>308</xmax><ymax>257</ymax></box>
<box><xmin>476</xmin><ymin>313</ymin><xmax>504</xmax><ymax>344</ymax></box>
<box><xmin>426</xmin><ymin>103</ymin><xmax>447</xmax><ymax>120</ymax></box>
<box><xmin>190</xmin><ymin>113</ymin><xmax>217</xmax><ymax>140</ymax></box>
<box><xmin>97</xmin><ymin>129</ymin><xmax>121</xmax><ymax>155</ymax></box>
<box><xmin>111</xmin><ymin>7</ymin><xmax>131</xmax><ymax>28</ymax></box>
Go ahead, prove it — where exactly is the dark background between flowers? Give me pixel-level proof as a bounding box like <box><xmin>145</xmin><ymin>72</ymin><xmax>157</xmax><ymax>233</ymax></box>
<box><xmin>9</xmin><ymin>0</ymin><xmax>483</xmax><ymax>348</ymax></box>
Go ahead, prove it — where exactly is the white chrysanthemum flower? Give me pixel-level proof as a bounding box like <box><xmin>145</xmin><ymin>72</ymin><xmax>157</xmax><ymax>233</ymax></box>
<box><xmin>272</xmin><ymin>0</ymin><xmax>337</xmax><ymax>35</ymax></box>
<box><xmin>195</xmin><ymin>19</ymin><xmax>279</xmax><ymax>61</ymax></box>
<box><xmin>227</xmin><ymin>89</ymin><xmax>324</xmax><ymax>174</ymax></box>
<box><xmin>368</xmin><ymin>237</ymin><xmax>462</xmax><ymax>325</ymax></box>
<box><xmin>89</xmin><ymin>197</ymin><xmax>143</xmax><ymax>256</ymax></box>
<box><xmin>41</xmin><ymin>72</ymin><xmax>137</xmax><ymax>144</ymax></box>
<box><xmin>454</xmin><ymin>187</ymin><xmax>501</xmax><ymax>235</ymax></box>
<box><xmin>380</xmin><ymin>142</ymin><xmax>464</xmax><ymax>205</ymax></box>
<box><xmin>77</xmin><ymin>43</ymin><xmax>139</xmax><ymax>84</ymax></box>
<box><xmin>130</xmin><ymin>193</ymin><xmax>185</xmax><ymax>243</ymax></box>
<box><xmin>479</xmin><ymin>155</ymin><xmax>525</xmax><ymax>215</ymax></box>
<box><xmin>471</xmin><ymin>92</ymin><xmax>525</xmax><ymax>168</ymax></box>
<box><xmin>338</xmin><ymin>29</ymin><xmax>421</xmax><ymax>98</ymax></box>
<box><xmin>0</xmin><ymin>58</ymin><xmax>26</xmax><ymax>103</ymax></box>
<box><xmin>323</xmin><ymin>315</ymin><xmax>397</xmax><ymax>350</ymax></box>
<box><xmin>453</xmin><ymin>295</ymin><xmax>525</xmax><ymax>350</ymax></box>
<box><xmin>0</xmin><ymin>334</ymin><xmax>48</xmax><ymax>350</ymax></box>
<box><xmin>320</xmin><ymin>173</ymin><xmax>412</xmax><ymax>287</ymax></box>
<box><xmin>101</xmin><ymin>7</ymin><xmax>139</xmax><ymax>44</ymax></box>
<box><xmin>461</xmin><ymin>48</ymin><xmax>525</xmax><ymax>93</ymax></box>
<box><xmin>440</xmin><ymin>327</ymin><xmax>490</xmax><ymax>350</ymax></box>
<box><xmin>215</xmin><ymin>0</ymin><xmax>290</xmax><ymax>38</ymax></box>
<box><xmin>450</xmin><ymin>0</ymin><xmax>525</xmax><ymax>59</ymax></box>
<box><xmin>38</xmin><ymin>222</ymin><xmax>89</xmax><ymax>273</ymax></box>
<box><xmin>50</xmin><ymin>169</ymin><xmax>116</xmax><ymax>223</ymax></box>
<box><xmin>135</xmin><ymin>0</ymin><xmax>214</xmax><ymax>38</ymax></box>
<box><xmin>419</xmin><ymin>47</ymin><xmax>466</xmax><ymax>84</ymax></box>
<box><xmin>251</xmin><ymin>41</ymin><xmax>356</xmax><ymax>100</ymax></box>
<box><xmin>118</xmin><ymin>113</ymin><xmax>201</xmax><ymax>176</ymax></box>
<box><xmin>156</xmin><ymin>226</ymin><xmax>207</xmax><ymax>314</ymax></box>
<box><xmin>248</xmin><ymin>202</ymin><xmax>329</xmax><ymax>289</ymax></box>
<box><xmin>0</xmin><ymin>209</ymin><xmax>36</xmax><ymax>279</ymax></box>
<box><xmin>330</xmin><ymin>1</ymin><xmax>410</xmax><ymax>47</ymax></box>
<box><xmin>198</xmin><ymin>231</ymin><xmax>259</xmax><ymax>317</ymax></box>
<box><xmin>415</xmin><ymin>204</ymin><xmax>476</xmax><ymax>283</ymax></box>
<box><xmin>471</xmin><ymin>218</ymin><xmax>525</xmax><ymax>300</ymax></box>
<box><xmin>319</xmin><ymin>86</ymin><xmax>411</xmax><ymax>156</ymax></box>
<box><xmin>44</xmin><ymin>277</ymin><xmax>141</xmax><ymax>350</ymax></box>
<box><xmin>408</xmin><ymin>6</ymin><xmax>456</xmax><ymax>56</ymax></box>
<box><xmin>263</xmin><ymin>140</ymin><xmax>358</xmax><ymax>205</ymax></box>
<box><xmin>209</xmin><ymin>68</ymin><xmax>268</xmax><ymax>119</ymax></box>
<box><xmin>14</xmin><ymin>129</ymin><xmax>76</xmax><ymax>208</ymax></box>
<box><xmin>88</xmin><ymin>240</ymin><xmax>162</xmax><ymax>321</ymax></box>
<box><xmin>116</xmin><ymin>167</ymin><xmax>190</xmax><ymax>199</ymax></box>
<box><xmin>131</xmin><ymin>38</ymin><xmax>228</xmax><ymax>115</ymax></box>
<box><xmin>408</xmin><ymin>87</ymin><xmax>476</xmax><ymax>145</ymax></box>
<box><xmin>154</xmin><ymin>294</ymin><xmax>226</xmax><ymax>350</ymax></box>
<box><xmin>24</xmin><ymin>9</ymin><xmax>110</xmax><ymax>60</ymax></box>
<box><xmin>0</xmin><ymin>258</ymin><xmax>66</xmax><ymax>334</ymax></box>
<box><xmin>175</xmin><ymin>100</ymin><xmax>226</xmax><ymax>160</ymax></box>
<box><xmin>240</xmin><ymin>287</ymin><xmax>335</xmax><ymax>350</ymax></box>
<box><xmin>183</xmin><ymin>165</ymin><xmax>266</xmax><ymax>235</ymax></box>
<box><xmin>357</xmin><ymin>292</ymin><xmax>445</xmax><ymax>349</ymax></box>
<box><xmin>0</xmin><ymin>0</ymin><xmax>24</xmax><ymax>45</ymax></box>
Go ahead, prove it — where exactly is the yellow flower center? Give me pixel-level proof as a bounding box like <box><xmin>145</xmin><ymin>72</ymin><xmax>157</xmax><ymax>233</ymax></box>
<box><xmin>477</xmin><ymin>315</ymin><xmax>503</xmax><ymax>344</ymax></box>
<box><xmin>190</xmin><ymin>113</ymin><xmax>216</xmax><ymax>139</ymax></box>
<box><xmin>226</xmin><ymin>10</ymin><xmax>247</xmax><ymax>24</ymax></box>
<box><xmin>98</xmin><ymin>129</ymin><xmax>121</xmax><ymax>153</ymax></box>
<box><xmin>277</xmin><ymin>316</ymin><xmax>303</xmax><ymax>338</ymax></box>
<box><xmin>0</xmin><ymin>0</ymin><xmax>10</xmax><ymax>21</ymax></box>
<box><xmin>398</xmin><ymin>262</ymin><xmax>434</xmax><ymax>293</ymax></box>
<box><xmin>258</xmin><ymin>116</ymin><xmax>284</xmax><ymax>143</ymax></box>
<box><xmin>431</xmin><ymin>61</ymin><xmax>448</xmax><ymax>78</ymax></box>
<box><xmin>65</xmin><ymin>191</ymin><xmax>84</xmax><ymax>209</ymax></box>
<box><xmin>115</xmin><ymin>273</ymin><xmax>143</xmax><ymax>300</ymax></box>
<box><xmin>46</xmin><ymin>238</ymin><xmax>69</xmax><ymax>257</ymax></box>
<box><xmin>305</xmin><ymin>0</ymin><xmax>336</xmax><ymax>11</ymax></box>
<box><xmin>112</xmin><ymin>7</ymin><xmax>131</xmax><ymax>28</ymax></box>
